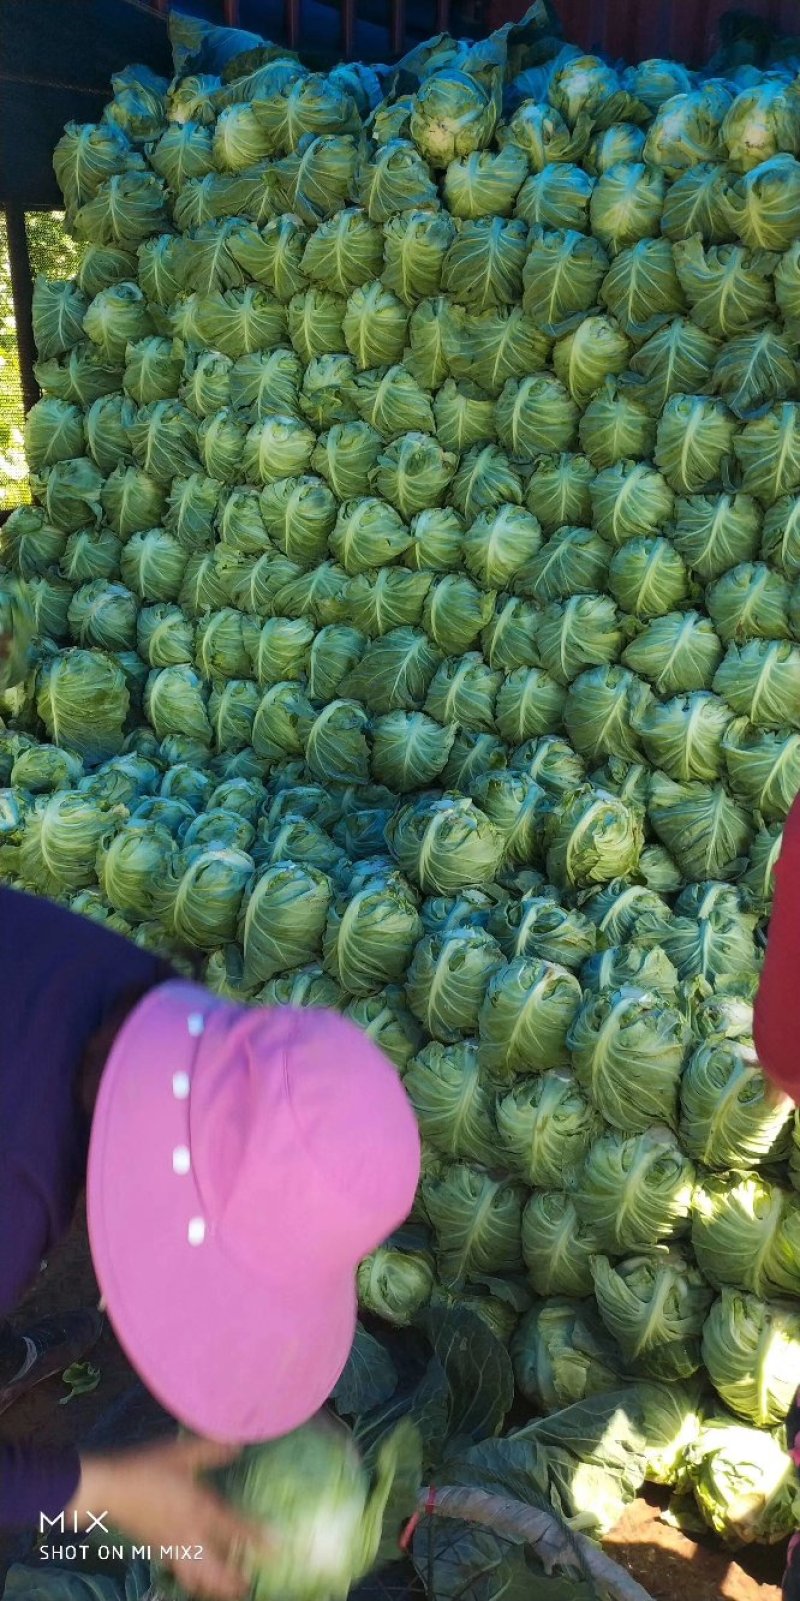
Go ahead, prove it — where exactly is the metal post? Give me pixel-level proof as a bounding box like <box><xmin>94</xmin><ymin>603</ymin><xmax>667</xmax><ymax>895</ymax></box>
<box><xmin>223</xmin><ymin>0</ymin><xmax>241</xmax><ymax>24</ymax></box>
<box><xmin>390</xmin><ymin>0</ymin><xmax>406</xmax><ymax>57</ymax></box>
<box><xmin>285</xmin><ymin>0</ymin><xmax>301</xmax><ymax>49</ymax></box>
<box><xmin>4</xmin><ymin>205</ymin><xmax>39</xmax><ymax>417</ymax></box>
<box><xmin>435</xmin><ymin>0</ymin><xmax>451</xmax><ymax>31</ymax></box>
<box><xmin>341</xmin><ymin>0</ymin><xmax>357</xmax><ymax>60</ymax></box>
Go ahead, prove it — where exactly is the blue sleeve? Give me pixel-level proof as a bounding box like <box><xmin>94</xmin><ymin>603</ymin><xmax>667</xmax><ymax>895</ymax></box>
<box><xmin>0</xmin><ymin>1441</ymin><xmax>81</xmax><ymax>1531</ymax></box>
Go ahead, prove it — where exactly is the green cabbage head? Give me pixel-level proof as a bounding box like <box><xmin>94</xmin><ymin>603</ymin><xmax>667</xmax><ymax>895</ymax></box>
<box><xmin>692</xmin><ymin>1172</ymin><xmax>800</xmax><ymax>1299</ymax></box>
<box><xmin>568</xmin><ymin>986</ymin><xmax>689</xmax><ymax>1133</ymax></box>
<box><xmin>592</xmin><ymin>1249</ymin><xmax>713</xmax><ymax>1379</ymax></box>
<box><xmin>410</xmin><ymin>71</ymin><xmax>497</xmax><ymax>167</ymax></box>
<box><xmin>386</xmin><ymin>794</ymin><xmax>505</xmax><ymax>894</ymax></box>
<box><xmin>511</xmin><ymin>1299</ymin><xmax>623</xmax><ymax>1415</ymax></box>
<box><xmin>478</xmin><ymin>956</ymin><xmax>582</xmax><ymax>1078</ymax></box>
<box><xmin>496</xmin><ymin>1068</ymin><xmax>601</xmax><ymax>1188</ymax></box>
<box><xmin>202</xmin><ymin>1416</ymin><xmax>420</xmax><ymax>1601</ymax></box>
<box><xmin>544</xmin><ymin>785</ymin><xmax>643</xmax><ymax>889</ymax></box>
<box><xmin>403</xmin><ymin>1040</ymin><xmax>502</xmax><ymax>1168</ymax></box>
<box><xmin>573</xmin><ymin>1127</ymin><xmax>695</xmax><ymax>1253</ymax></box>
<box><xmin>521</xmin><ymin>1189</ymin><xmax>600</xmax><ymax>1297</ymax></box>
<box><xmin>684</xmin><ymin>1420</ymin><xmax>798</xmax><ymax>1546</ymax></box>
<box><xmin>702</xmin><ymin>1289</ymin><xmax>800</xmax><ymax>1428</ymax></box>
<box><xmin>679</xmin><ymin>1037</ymin><xmax>791</xmax><ymax>1171</ymax></box>
<box><xmin>422</xmin><ymin>1161</ymin><xmax>525</xmax><ymax>1286</ymax></box>
<box><xmin>357</xmin><ymin>1228</ymin><xmax>436</xmax><ymax>1328</ymax></box>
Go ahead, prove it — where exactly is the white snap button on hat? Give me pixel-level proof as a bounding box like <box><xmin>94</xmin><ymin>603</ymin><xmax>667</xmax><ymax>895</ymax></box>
<box><xmin>172</xmin><ymin>1146</ymin><xmax>191</xmax><ymax>1175</ymax></box>
<box><xmin>187</xmin><ymin>1013</ymin><xmax>205</xmax><ymax>1037</ymax></box>
<box><xmin>172</xmin><ymin>1071</ymin><xmax>190</xmax><ymax>1100</ymax></box>
<box><xmin>188</xmin><ymin>1217</ymin><xmax>206</xmax><ymax>1246</ymax></box>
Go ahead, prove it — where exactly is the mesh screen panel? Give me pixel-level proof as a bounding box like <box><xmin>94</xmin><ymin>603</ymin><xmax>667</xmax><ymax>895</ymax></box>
<box><xmin>0</xmin><ymin>209</ymin><xmax>79</xmax><ymax>513</ymax></box>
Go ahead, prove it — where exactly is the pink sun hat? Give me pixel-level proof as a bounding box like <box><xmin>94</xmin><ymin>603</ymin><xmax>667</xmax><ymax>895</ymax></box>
<box><xmin>87</xmin><ymin>981</ymin><xmax>421</xmax><ymax>1443</ymax></box>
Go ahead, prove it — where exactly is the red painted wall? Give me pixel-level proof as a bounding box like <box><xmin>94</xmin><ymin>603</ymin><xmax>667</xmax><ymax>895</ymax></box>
<box><xmin>487</xmin><ymin>0</ymin><xmax>798</xmax><ymax>66</ymax></box>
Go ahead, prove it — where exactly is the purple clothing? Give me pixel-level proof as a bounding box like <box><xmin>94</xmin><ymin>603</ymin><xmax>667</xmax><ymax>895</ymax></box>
<box><xmin>0</xmin><ymin>885</ymin><xmax>172</xmax><ymax>1530</ymax></box>
<box><xmin>2</xmin><ymin>1442</ymin><xmax>86</xmax><ymax>1531</ymax></box>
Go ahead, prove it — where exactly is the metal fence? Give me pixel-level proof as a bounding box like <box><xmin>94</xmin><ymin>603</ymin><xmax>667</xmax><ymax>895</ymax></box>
<box><xmin>144</xmin><ymin>0</ymin><xmax>800</xmax><ymax>65</ymax></box>
<box><xmin>1</xmin><ymin>210</ymin><xmax>79</xmax><ymax>512</ymax></box>
<box><xmin>148</xmin><ymin>0</ymin><xmax>457</xmax><ymax>57</ymax></box>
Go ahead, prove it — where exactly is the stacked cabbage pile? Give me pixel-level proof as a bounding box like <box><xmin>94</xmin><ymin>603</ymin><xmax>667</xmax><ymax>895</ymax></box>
<box><xmin>4</xmin><ymin>4</ymin><xmax>800</xmax><ymax>1549</ymax></box>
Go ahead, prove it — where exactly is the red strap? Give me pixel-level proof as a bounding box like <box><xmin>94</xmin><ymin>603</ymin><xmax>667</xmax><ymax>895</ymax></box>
<box><xmin>399</xmin><ymin>1486</ymin><xmax>437</xmax><ymax>1552</ymax></box>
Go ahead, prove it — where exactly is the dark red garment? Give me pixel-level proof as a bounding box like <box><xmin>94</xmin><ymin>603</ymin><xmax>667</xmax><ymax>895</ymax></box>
<box><xmin>753</xmin><ymin>795</ymin><xmax>800</xmax><ymax>1104</ymax></box>
<box><xmin>740</xmin><ymin>801</ymin><xmax>800</xmax><ymax>1601</ymax></box>
<box><xmin>0</xmin><ymin>885</ymin><xmax>171</xmax><ymax>1530</ymax></box>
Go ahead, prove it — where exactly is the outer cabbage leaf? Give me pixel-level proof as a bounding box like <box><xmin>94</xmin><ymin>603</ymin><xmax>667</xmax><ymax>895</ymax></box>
<box><xmin>692</xmin><ymin>1172</ymin><xmax>800</xmax><ymax>1299</ymax></box>
<box><xmin>423</xmin><ymin>1162</ymin><xmax>525</xmax><ymax>1286</ymax></box>
<box><xmin>477</xmin><ymin>955</ymin><xmax>582</xmax><ymax>1078</ymax></box>
<box><xmin>520</xmin><ymin>1192</ymin><xmax>602</xmax><ymax>1298</ymax></box>
<box><xmin>404</xmin><ymin>1040</ymin><xmax>503</xmax><ymax>1168</ymax></box>
<box><xmin>636</xmin><ymin>692</ymin><xmax>732</xmax><ymax>783</ymax></box>
<box><xmin>512</xmin><ymin>1299</ymin><xmax>623</xmax><ymax>1414</ymax></box>
<box><xmin>685</xmin><ymin>1420</ymin><xmax>799</xmax><ymax>1546</ymax></box>
<box><xmin>592</xmin><ymin>1249</ymin><xmax>712</xmax><ymax>1379</ymax></box>
<box><xmin>497</xmin><ymin>1068</ymin><xmax>601</xmax><ymax>1188</ymax></box>
<box><xmin>703</xmin><ymin>1290</ymin><xmax>800</xmax><ymax>1428</ymax></box>
<box><xmin>654</xmin><ymin>395</ymin><xmax>736</xmax><ymax>493</ymax></box>
<box><xmin>572</xmin><ymin>1126</ymin><xmax>695</xmax><ymax>1253</ymax></box>
<box><xmin>569</xmin><ymin>985</ymin><xmax>689</xmax><ymax>1133</ymax></box>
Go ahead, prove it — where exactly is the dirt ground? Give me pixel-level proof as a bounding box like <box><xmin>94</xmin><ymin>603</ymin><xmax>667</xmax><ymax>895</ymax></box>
<box><xmin>0</xmin><ymin>1206</ymin><xmax>789</xmax><ymax>1601</ymax></box>
<box><xmin>606</xmin><ymin>1494</ymin><xmax>784</xmax><ymax>1601</ymax></box>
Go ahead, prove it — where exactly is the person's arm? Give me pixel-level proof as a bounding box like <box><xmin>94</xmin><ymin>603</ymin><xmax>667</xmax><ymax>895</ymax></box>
<box><xmin>753</xmin><ymin>795</ymin><xmax>800</xmax><ymax>1101</ymax></box>
<box><xmin>67</xmin><ymin>1438</ymin><xmax>274</xmax><ymax>1601</ymax></box>
<box><xmin>0</xmin><ymin>1435</ymin><xmax>273</xmax><ymax>1599</ymax></box>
